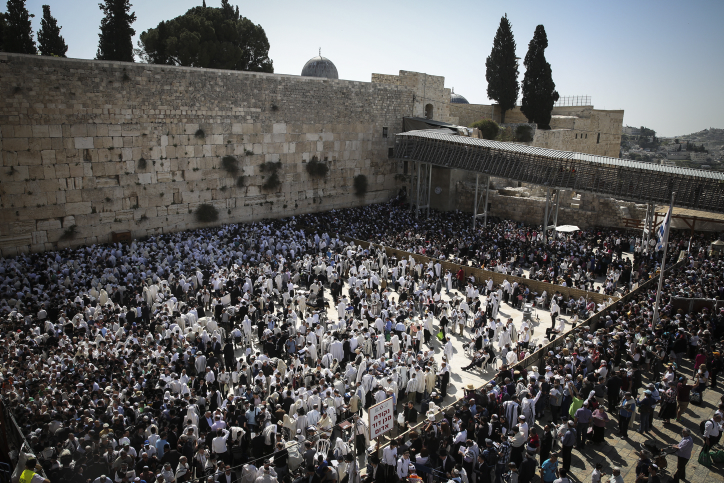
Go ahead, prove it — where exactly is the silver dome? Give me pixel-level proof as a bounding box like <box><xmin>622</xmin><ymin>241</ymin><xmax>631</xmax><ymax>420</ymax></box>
<box><xmin>301</xmin><ymin>55</ymin><xmax>339</xmax><ymax>79</ymax></box>
<box><xmin>451</xmin><ymin>91</ymin><xmax>469</xmax><ymax>104</ymax></box>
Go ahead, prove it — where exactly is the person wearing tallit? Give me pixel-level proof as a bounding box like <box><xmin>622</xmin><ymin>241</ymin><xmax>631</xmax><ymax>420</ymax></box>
<box><xmin>502</xmin><ymin>396</ymin><xmax>521</xmax><ymax>427</ymax></box>
<box><xmin>520</xmin><ymin>390</ymin><xmax>542</xmax><ymax>427</ymax></box>
<box><xmin>390</xmin><ymin>333</ymin><xmax>401</xmax><ymax>354</ymax></box>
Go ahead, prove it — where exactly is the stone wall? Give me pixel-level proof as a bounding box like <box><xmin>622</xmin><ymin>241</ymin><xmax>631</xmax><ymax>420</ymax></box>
<box><xmin>372</xmin><ymin>71</ymin><xmax>458</xmax><ymax>124</ymax></box>
<box><xmin>449</xmin><ymin>104</ymin><xmax>624</xmax><ymax>158</ymax></box>
<box><xmin>0</xmin><ymin>53</ymin><xmax>414</xmax><ymax>256</ymax></box>
<box><xmin>454</xmin><ymin>183</ymin><xmax>649</xmax><ymax>229</ymax></box>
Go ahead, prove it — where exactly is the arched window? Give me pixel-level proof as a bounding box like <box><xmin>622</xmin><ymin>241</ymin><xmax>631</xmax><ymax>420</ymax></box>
<box><xmin>425</xmin><ymin>103</ymin><xmax>433</xmax><ymax>119</ymax></box>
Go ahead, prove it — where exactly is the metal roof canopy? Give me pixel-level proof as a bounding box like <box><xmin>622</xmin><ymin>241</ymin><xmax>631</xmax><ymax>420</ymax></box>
<box><xmin>394</xmin><ymin>130</ymin><xmax>724</xmax><ymax>214</ymax></box>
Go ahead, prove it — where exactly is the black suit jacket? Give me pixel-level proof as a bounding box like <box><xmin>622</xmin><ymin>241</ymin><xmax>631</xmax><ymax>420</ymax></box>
<box><xmin>366</xmin><ymin>465</ymin><xmax>386</xmax><ymax>483</ymax></box>
<box><xmin>216</xmin><ymin>473</ymin><xmax>238</xmax><ymax>483</ymax></box>
<box><xmin>440</xmin><ymin>457</ymin><xmax>455</xmax><ymax>474</ymax></box>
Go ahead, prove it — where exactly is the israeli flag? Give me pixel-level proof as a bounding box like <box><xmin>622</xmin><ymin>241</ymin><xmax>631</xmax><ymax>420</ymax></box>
<box><xmin>656</xmin><ymin>207</ymin><xmax>671</xmax><ymax>250</ymax></box>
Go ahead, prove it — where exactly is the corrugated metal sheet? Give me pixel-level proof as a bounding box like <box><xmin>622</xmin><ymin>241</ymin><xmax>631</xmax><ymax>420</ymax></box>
<box><xmin>393</xmin><ymin>131</ymin><xmax>724</xmax><ymax>213</ymax></box>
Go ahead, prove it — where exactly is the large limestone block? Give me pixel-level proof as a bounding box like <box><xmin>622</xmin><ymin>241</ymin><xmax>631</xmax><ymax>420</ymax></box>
<box><xmin>74</xmin><ymin>137</ymin><xmax>94</xmax><ymax>149</ymax></box>
<box><xmin>37</xmin><ymin>219</ymin><xmax>62</xmax><ymax>231</ymax></box>
<box><xmin>65</xmin><ymin>202</ymin><xmax>92</xmax><ymax>216</ymax></box>
<box><xmin>273</xmin><ymin>123</ymin><xmax>287</xmax><ymax>134</ymax></box>
<box><xmin>4</xmin><ymin>138</ymin><xmax>29</xmax><ymax>150</ymax></box>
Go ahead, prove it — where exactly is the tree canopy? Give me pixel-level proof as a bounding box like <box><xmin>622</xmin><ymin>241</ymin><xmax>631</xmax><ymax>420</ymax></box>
<box><xmin>520</xmin><ymin>25</ymin><xmax>559</xmax><ymax>130</ymax></box>
<box><xmin>485</xmin><ymin>14</ymin><xmax>519</xmax><ymax>124</ymax></box>
<box><xmin>96</xmin><ymin>0</ymin><xmax>136</xmax><ymax>62</ymax></box>
<box><xmin>3</xmin><ymin>0</ymin><xmax>37</xmax><ymax>54</ymax></box>
<box><xmin>37</xmin><ymin>4</ymin><xmax>68</xmax><ymax>57</ymax></box>
<box><xmin>137</xmin><ymin>1</ymin><xmax>273</xmax><ymax>72</ymax></box>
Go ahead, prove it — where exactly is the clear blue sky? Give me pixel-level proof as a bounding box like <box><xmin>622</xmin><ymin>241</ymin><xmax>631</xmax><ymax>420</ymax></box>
<box><xmin>4</xmin><ymin>0</ymin><xmax>723</xmax><ymax>137</ymax></box>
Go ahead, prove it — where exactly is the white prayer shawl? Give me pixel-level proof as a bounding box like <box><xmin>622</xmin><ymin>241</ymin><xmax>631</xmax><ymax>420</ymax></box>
<box><xmin>503</xmin><ymin>400</ymin><xmax>520</xmax><ymax>426</ymax></box>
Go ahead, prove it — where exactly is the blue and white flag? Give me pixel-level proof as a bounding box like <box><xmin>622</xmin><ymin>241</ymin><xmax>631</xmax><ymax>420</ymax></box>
<box><xmin>656</xmin><ymin>207</ymin><xmax>671</xmax><ymax>250</ymax></box>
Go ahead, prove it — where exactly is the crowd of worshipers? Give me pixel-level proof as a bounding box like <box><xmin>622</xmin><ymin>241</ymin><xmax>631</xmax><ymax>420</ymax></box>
<box><xmin>0</xmin><ymin>200</ymin><xmax>722</xmax><ymax>483</ymax></box>
<box><xmin>330</xmin><ymin>202</ymin><xmax>711</xmax><ymax>297</ymax></box>
<box><xmin>415</xmin><ymin>255</ymin><xmax>724</xmax><ymax>483</ymax></box>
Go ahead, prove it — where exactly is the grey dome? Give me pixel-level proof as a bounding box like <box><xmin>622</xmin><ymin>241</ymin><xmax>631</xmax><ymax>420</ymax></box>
<box><xmin>301</xmin><ymin>55</ymin><xmax>339</xmax><ymax>79</ymax></box>
<box><xmin>451</xmin><ymin>91</ymin><xmax>469</xmax><ymax>104</ymax></box>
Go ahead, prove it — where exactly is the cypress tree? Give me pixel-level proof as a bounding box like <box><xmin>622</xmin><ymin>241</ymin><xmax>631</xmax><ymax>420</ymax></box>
<box><xmin>520</xmin><ymin>25</ymin><xmax>559</xmax><ymax>130</ymax></box>
<box><xmin>96</xmin><ymin>0</ymin><xmax>136</xmax><ymax>62</ymax></box>
<box><xmin>485</xmin><ymin>14</ymin><xmax>519</xmax><ymax>124</ymax></box>
<box><xmin>37</xmin><ymin>4</ymin><xmax>68</xmax><ymax>57</ymax></box>
<box><xmin>0</xmin><ymin>12</ymin><xmax>6</xmax><ymax>51</ymax></box>
<box><xmin>3</xmin><ymin>0</ymin><xmax>37</xmax><ymax>54</ymax></box>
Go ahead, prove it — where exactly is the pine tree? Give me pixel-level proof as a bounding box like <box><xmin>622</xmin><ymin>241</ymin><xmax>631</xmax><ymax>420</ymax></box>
<box><xmin>520</xmin><ymin>25</ymin><xmax>559</xmax><ymax>130</ymax></box>
<box><xmin>37</xmin><ymin>5</ymin><xmax>68</xmax><ymax>57</ymax></box>
<box><xmin>3</xmin><ymin>0</ymin><xmax>37</xmax><ymax>54</ymax></box>
<box><xmin>485</xmin><ymin>14</ymin><xmax>519</xmax><ymax>124</ymax></box>
<box><xmin>96</xmin><ymin>0</ymin><xmax>137</xmax><ymax>62</ymax></box>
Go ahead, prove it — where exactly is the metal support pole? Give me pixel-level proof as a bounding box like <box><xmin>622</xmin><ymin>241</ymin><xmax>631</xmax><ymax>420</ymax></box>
<box><xmin>473</xmin><ymin>174</ymin><xmax>479</xmax><ymax>229</ymax></box>
<box><xmin>483</xmin><ymin>175</ymin><xmax>490</xmax><ymax>227</ymax></box>
<box><xmin>415</xmin><ymin>162</ymin><xmax>421</xmax><ymax>219</ymax></box>
<box><xmin>553</xmin><ymin>190</ymin><xmax>561</xmax><ymax>230</ymax></box>
<box><xmin>642</xmin><ymin>203</ymin><xmax>650</xmax><ymax>245</ymax></box>
<box><xmin>645</xmin><ymin>201</ymin><xmax>654</xmax><ymax>249</ymax></box>
<box><xmin>653</xmin><ymin>192</ymin><xmax>676</xmax><ymax>324</ymax></box>
<box><xmin>427</xmin><ymin>162</ymin><xmax>433</xmax><ymax>218</ymax></box>
<box><xmin>543</xmin><ymin>188</ymin><xmax>551</xmax><ymax>242</ymax></box>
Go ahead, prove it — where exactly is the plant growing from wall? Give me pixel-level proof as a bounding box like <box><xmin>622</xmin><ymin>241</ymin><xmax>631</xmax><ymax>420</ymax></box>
<box><xmin>353</xmin><ymin>174</ymin><xmax>368</xmax><ymax>196</ymax></box>
<box><xmin>195</xmin><ymin>203</ymin><xmax>219</xmax><ymax>223</ymax></box>
<box><xmin>470</xmin><ymin>119</ymin><xmax>499</xmax><ymax>140</ymax></box>
<box><xmin>195</xmin><ymin>128</ymin><xmax>205</xmax><ymax>139</ymax></box>
<box><xmin>516</xmin><ymin>125</ymin><xmax>534</xmax><ymax>142</ymax></box>
<box><xmin>137</xmin><ymin>157</ymin><xmax>147</xmax><ymax>169</ymax></box>
<box><xmin>305</xmin><ymin>156</ymin><xmax>328</xmax><ymax>178</ymax></box>
<box><xmin>60</xmin><ymin>225</ymin><xmax>77</xmax><ymax>241</ymax></box>
<box><xmin>260</xmin><ymin>161</ymin><xmax>282</xmax><ymax>190</ymax></box>
<box><xmin>236</xmin><ymin>176</ymin><xmax>245</xmax><ymax>188</ymax></box>
<box><xmin>221</xmin><ymin>155</ymin><xmax>239</xmax><ymax>176</ymax></box>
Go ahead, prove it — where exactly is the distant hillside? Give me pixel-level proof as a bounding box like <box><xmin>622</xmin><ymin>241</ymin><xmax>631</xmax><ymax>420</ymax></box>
<box><xmin>671</xmin><ymin>128</ymin><xmax>724</xmax><ymax>151</ymax></box>
<box><xmin>621</xmin><ymin>127</ymin><xmax>723</xmax><ymax>171</ymax></box>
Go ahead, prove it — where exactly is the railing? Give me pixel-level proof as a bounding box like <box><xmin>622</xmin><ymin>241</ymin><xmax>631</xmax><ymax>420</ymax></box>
<box><xmin>0</xmin><ymin>398</ymin><xmax>43</xmax><ymax>476</ymax></box>
<box><xmin>553</xmin><ymin>95</ymin><xmax>592</xmax><ymax>107</ymax></box>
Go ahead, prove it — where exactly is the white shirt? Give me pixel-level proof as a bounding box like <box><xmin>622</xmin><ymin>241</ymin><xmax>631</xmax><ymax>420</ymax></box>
<box><xmin>211</xmin><ymin>429</ymin><xmax>230</xmax><ymax>453</ymax></box>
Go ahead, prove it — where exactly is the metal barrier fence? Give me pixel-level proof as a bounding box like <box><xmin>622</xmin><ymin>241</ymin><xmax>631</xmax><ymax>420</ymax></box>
<box><xmin>346</xmin><ymin>238</ymin><xmax>617</xmax><ymax>306</ymax></box>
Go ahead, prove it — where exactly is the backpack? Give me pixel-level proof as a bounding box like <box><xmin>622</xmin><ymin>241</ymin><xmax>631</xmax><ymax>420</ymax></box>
<box><xmin>700</xmin><ymin>419</ymin><xmax>714</xmax><ymax>436</ymax></box>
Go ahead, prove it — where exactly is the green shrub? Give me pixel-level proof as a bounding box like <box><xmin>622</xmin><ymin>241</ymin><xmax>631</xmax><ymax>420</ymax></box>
<box><xmin>260</xmin><ymin>161</ymin><xmax>282</xmax><ymax>173</ymax></box>
<box><xmin>306</xmin><ymin>156</ymin><xmax>329</xmax><ymax>178</ymax></box>
<box><xmin>353</xmin><ymin>174</ymin><xmax>368</xmax><ymax>196</ymax></box>
<box><xmin>195</xmin><ymin>203</ymin><xmax>219</xmax><ymax>223</ymax></box>
<box><xmin>470</xmin><ymin>119</ymin><xmax>500</xmax><ymax>140</ymax></box>
<box><xmin>516</xmin><ymin>125</ymin><xmax>534</xmax><ymax>142</ymax></box>
<box><xmin>60</xmin><ymin>225</ymin><xmax>77</xmax><ymax>241</ymax></box>
<box><xmin>221</xmin><ymin>156</ymin><xmax>239</xmax><ymax>176</ymax></box>
<box><xmin>262</xmin><ymin>172</ymin><xmax>281</xmax><ymax>190</ymax></box>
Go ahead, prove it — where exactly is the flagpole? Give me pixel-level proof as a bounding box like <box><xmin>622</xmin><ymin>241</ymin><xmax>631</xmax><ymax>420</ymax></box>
<box><xmin>652</xmin><ymin>192</ymin><xmax>676</xmax><ymax>324</ymax></box>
